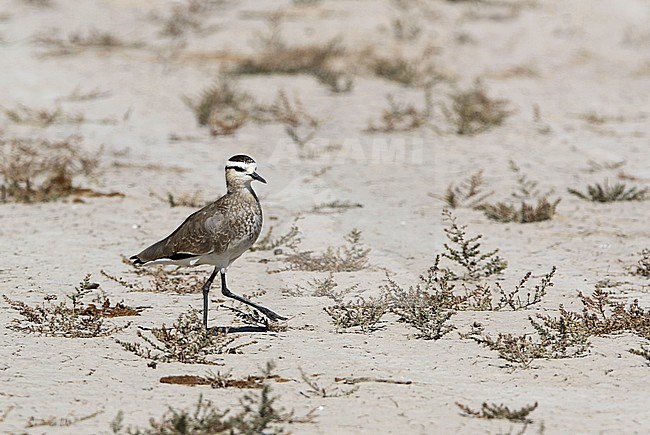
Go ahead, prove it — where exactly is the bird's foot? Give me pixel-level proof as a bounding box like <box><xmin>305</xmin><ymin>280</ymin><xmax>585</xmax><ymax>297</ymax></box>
<box><xmin>258</xmin><ymin>306</ymin><xmax>288</xmax><ymax>322</ymax></box>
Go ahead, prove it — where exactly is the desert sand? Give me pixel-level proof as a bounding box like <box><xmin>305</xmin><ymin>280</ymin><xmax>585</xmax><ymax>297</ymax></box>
<box><xmin>1</xmin><ymin>0</ymin><xmax>649</xmax><ymax>434</ymax></box>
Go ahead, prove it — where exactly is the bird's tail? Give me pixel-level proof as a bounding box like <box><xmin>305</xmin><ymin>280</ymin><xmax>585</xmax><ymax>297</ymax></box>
<box><xmin>130</xmin><ymin>255</ymin><xmax>144</xmax><ymax>266</ymax></box>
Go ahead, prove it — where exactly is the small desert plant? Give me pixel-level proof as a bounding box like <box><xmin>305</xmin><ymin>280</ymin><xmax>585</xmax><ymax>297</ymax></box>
<box><xmin>384</xmin><ymin>256</ymin><xmax>463</xmax><ymax>310</ymax></box>
<box><xmin>4</xmin><ymin>104</ymin><xmax>84</xmax><ymax>126</ymax></box>
<box><xmin>324</xmin><ymin>296</ymin><xmax>388</xmax><ymax>332</ymax></box>
<box><xmin>537</xmin><ymin>288</ymin><xmax>650</xmax><ymax>340</ymax></box>
<box><xmin>116</xmin><ymin>310</ymin><xmax>251</xmax><ymax>364</ymax></box>
<box><xmin>26</xmin><ymin>411</ymin><xmax>103</xmax><ymax>428</ymax></box>
<box><xmin>456</xmin><ymin>401</ymin><xmax>538</xmax><ymax>423</ymax></box>
<box><xmin>478</xmin><ymin>197</ymin><xmax>560</xmax><ymax>223</ymax></box>
<box><xmin>0</xmin><ymin>135</ymin><xmax>107</xmax><ymax>203</ymax></box>
<box><xmin>445</xmin><ymin>81</ymin><xmax>510</xmax><ymax>135</ymax></box>
<box><xmin>102</xmin><ymin>264</ymin><xmax>204</xmax><ymax>294</ymax></box>
<box><xmin>122</xmin><ymin>363</ymin><xmax>314</xmax><ymax>434</ymax></box>
<box><xmin>153</xmin><ymin>0</ymin><xmax>218</xmax><ymax>38</ymax></box>
<box><xmin>251</xmin><ymin>224</ymin><xmax>301</xmax><ymax>252</ymax></box>
<box><xmin>433</xmin><ymin>170</ymin><xmax>493</xmax><ymax>209</ymax></box>
<box><xmin>262</xmin><ymin>90</ymin><xmax>322</xmax><ymax>149</ymax></box>
<box><xmin>3</xmin><ymin>275</ymin><xmax>138</xmax><ymax>338</ymax></box>
<box><xmin>477</xmin><ymin>161</ymin><xmax>560</xmax><ymax>223</ymax></box>
<box><xmin>632</xmin><ymin>249</ymin><xmax>650</xmax><ymax>277</ymax></box>
<box><xmin>392</xmin><ymin>299</ymin><xmax>456</xmax><ymax>340</ymax></box>
<box><xmin>233</xmin><ymin>15</ymin><xmax>345</xmax><ymax>80</ymax></box>
<box><xmin>629</xmin><ymin>345</ymin><xmax>650</xmax><ymax>364</ymax></box>
<box><xmin>280</xmin><ymin>229</ymin><xmax>370</xmax><ymax>272</ymax></box>
<box><xmin>151</xmin><ymin>190</ymin><xmax>207</xmax><ymax>208</ymax></box>
<box><xmin>20</xmin><ymin>0</ymin><xmax>54</xmax><ymax>7</ymax></box>
<box><xmin>464</xmin><ymin>320</ymin><xmax>590</xmax><ymax>368</ymax></box>
<box><xmin>310</xmin><ymin>274</ymin><xmax>357</xmax><ymax>302</ymax></box>
<box><xmin>314</xmin><ymin>68</ymin><xmax>354</xmax><ymax>94</ymax></box>
<box><xmin>385</xmin><ymin>256</ymin><xmax>553</xmax><ymax>313</ymax></box>
<box><xmin>61</xmin><ymin>86</ymin><xmax>112</xmax><ymax>102</ymax></box>
<box><xmin>370</xmin><ymin>56</ymin><xmax>422</xmax><ymax>87</ymax></box>
<box><xmin>236</xmin><ymin>37</ymin><xmax>343</xmax><ymax>76</ymax></box>
<box><xmin>368</xmin><ymin>48</ymin><xmax>440</xmax><ymax>87</ymax></box>
<box><xmin>365</xmin><ymin>89</ymin><xmax>432</xmax><ymax>133</ymax></box>
<box><xmin>282</xmin><ymin>274</ymin><xmax>357</xmax><ymax>302</ymax></box>
<box><xmin>300</xmin><ymin>370</ymin><xmax>358</xmax><ymax>397</ymax></box>
<box><xmin>160</xmin><ymin>366</ymin><xmax>291</xmax><ymax>389</ymax></box>
<box><xmin>311</xmin><ymin>200</ymin><xmax>363</xmax><ymax>214</ymax></box>
<box><xmin>495</xmin><ymin>267</ymin><xmax>556</xmax><ymax>311</ymax></box>
<box><xmin>184</xmin><ymin>75</ymin><xmax>254</xmax><ymax>136</ymax></box>
<box><xmin>386</xmin><ymin>264</ymin><xmax>457</xmax><ymax>339</ymax></box>
<box><xmin>33</xmin><ymin>28</ymin><xmax>144</xmax><ymax>56</ymax></box>
<box><xmin>440</xmin><ymin>209</ymin><xmax>507</xmax><ymax>280</ymax></box>
<box><xmin>568</xmin><ymin>180</ymin><xmax>648</xmax><ymax>202</ymax></box>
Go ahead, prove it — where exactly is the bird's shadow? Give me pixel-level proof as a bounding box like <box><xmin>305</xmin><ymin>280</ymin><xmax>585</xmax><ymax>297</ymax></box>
<box><xmin>209</xmin><ymin>325</ymin><xmax>268</xmax><ymax>334</ymax></box>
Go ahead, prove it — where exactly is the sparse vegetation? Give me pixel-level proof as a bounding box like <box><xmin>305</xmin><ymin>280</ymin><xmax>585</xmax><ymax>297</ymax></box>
<box><xmin>440</xmin><ymin>209</ymin><xmax>507</xmax><ymax>280</ymax></box>
<box><xmin>282</xmin><ymin>274</ymin><xmax>358</xmax><ymax>302</ymax></box>
<box><xmin>384</xmin><ymin>257</ymin><xmax>554</xmax><ymax>313</ymax></box>
<box><xmin>233</xmin><ymin>14</ymin><xmax>348</xmax><ymax>93</ymax></box>
<box><xmin>434</xmin><ymin>170</ymin><xmax>493</xmax><ymax>208</ymax></box>
<box><xmin>478</xmin><ymin>196</ymin><xmax>560</xmax><ymax>223</ymax></box>
<box><xmin>368</xmin><ymin>47</ymin><xmax>440</xmax><ymax>87</ymax></box>
<box><xmin>392</xmin><ymin>296</ymin><xmax>456</xmax><ymax>340</ymax></box>
<box><xmin>280</xmin><ymin>229</ymin><xmax>370</xmax><ymax>272</ymax></box>
<box><xmin>33</xmin><ymin>28</ymin><xmax>144</xmax><ymax>56</ymax></box>
<box><xmin>119</xmin><ymin>363</ymin><xmax>315</xmax><ymax>434</ymax></box>
<box><xmin>153</xmin><ymin>0</ymin><xmax>219</xmax><ymax>38</ymax></box>
<box><xmin>629</xmin><ymin>345</ymin><xmax>650</xmax><ymax>364</ymax></box>
<box><xmin>314</xmin><ymin>68</ymin><xmax>354</xmax><ymax>94</ymax></box>
<box><xmin>477</xmin><ymin>161</ymin><xmax>560</xmax><ymax>223</ymax></box>
<box><xmin>60</xmin><ymin>86</ymin><xmax>112</xmax><ymax>102</ymax></box>
<box><xmin>0</xmin><ymin>135</ymin><xmax>118</xmax><ymax>203</ymax></box>
<box><xmin>4</xmin><ymin>104</ymin><xmax>84</xmax><ymax>126</ymax></box>
<box><xmin>445</xmin><ymin>81</ymin><xmax>510</xmax><ymax>135</ymax></box>
<box><xmin>535</xmin><ymin>288</ymin><xmax>650</xmax><ymax>340</ymax></box>
<box><xmin>236</xmin><ymin>36</ymin><xmax>343</xmax><ymax>77</ymax></box>
<box><xmin>152</xmin><ymin>190</ymin><xmax>207</xmax><ymax>208</ymax></box>
<box><xmin>632</xmin><ymin>249</ymin><xmax>650</xmax><ymax>277</ymax></box>
<box><xmin>496</xmin><ymin>268</ymin><xmax>556</xmax><ymax>311</ymax></box>
<box><xmin>383</xmin><ymin>262</ymin><xmax>457</xmax><ymax>340</ymax></box>
<box><xmin>160</xmin><ymin>370</ymin><xmax>289</xmax><ymax>389</ymax></box>
<box><xmin>464</xmin><ymin>319</ymin><xmax>590</xmax><ymax>368</ymax></box>
<box><xmin>568</xmin><ymin>180</ymin><xmax>648</xmax><ymax>202</ymax></box>
<box><xmin>184</xmin><ymin>75</ymin><xmax>254</xmax><ymax>136</ymax></box>
<box><xmin>324</xmin><ymin>296</ymin><xmax>388</xmax><ymax>332</ymax></box>
<box><xmin>370</xmin><ymin>55</ymin><xmax>423</xmax><ymax>87</ymax></box>
<box><xmin>300</xmin><ymin>370</ymin><xmax>358</xmax><ymax>397</ymax></box>
<box><xmin>457</xmin><ymin>401</ymin><xmax>538</xmax><ymax>423</ymax></box>
<box><xmin>467</xmin><ymin>288</ymin><xmax>650</xmax><ymax>367</ymax></box>
<box><xmin>103</xmin><ymin>258</ymin><xmax>204</xmax><ymax>294</ymax></box>
<box><xmin>311</xmin><ymin>275</ymin><xmax>357</xmax><ymax>302</ymax></box>
<box><xmin>365</xmin><ymin>89</ymin><xmax>432</xmax><ymax>133</ymax></box>
<box><xmin>252</xmin><ymin>224</ymin><xmax>301</xmax><ymax>252</ymax></box>
<box><xmin>3</xmin><ymin>275</ymin><xmax>139</xmax><ymax>338</ymax></box>
<box><xmin>26</xmin><ymin>411</ymin><xmax>103</xmax><ymax>428</ymax></box>
<box><xmin>311</xmin><ymin>200</ymin><xmax>363</xmax><ymax>214</ymax></box>
<box><xmin>116</xmin><ymin>310</ymin><xmax>252</xmax><ymax>364</ymax></box>
<box><xmin>262</xmin><ymin>90</ymin><xmax>322</xmax><ymax>149</ymax></box>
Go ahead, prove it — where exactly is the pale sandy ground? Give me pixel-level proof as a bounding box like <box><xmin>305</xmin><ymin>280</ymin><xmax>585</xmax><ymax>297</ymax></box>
<box><xmin>1</xmin><ymin>0</ymin><xmax>650</xmax><ymax>434</ymax></box>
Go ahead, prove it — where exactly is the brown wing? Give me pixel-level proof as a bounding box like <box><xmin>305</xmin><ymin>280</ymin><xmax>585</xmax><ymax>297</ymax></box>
<box><xmin>131</xmin><ymin>200</ymin><xmax>230</xmax><ymax>264</ymax></box>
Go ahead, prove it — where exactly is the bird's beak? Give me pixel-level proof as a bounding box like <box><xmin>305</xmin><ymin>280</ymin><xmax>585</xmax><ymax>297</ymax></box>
<box><xmin>250</xmin><ymin>171</ymin><xmax>267</xmax><ymax>184</ymax></box>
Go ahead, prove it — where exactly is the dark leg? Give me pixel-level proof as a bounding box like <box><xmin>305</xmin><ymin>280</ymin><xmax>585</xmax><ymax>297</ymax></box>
<box><xmin>201</xmin><ymin>267</ymin><xmax>219</xmax><ymax>329</ymax></box>
<box><xmin>220</xmin><ymin>271</ymin><xmax>287</xmax><ymax>322</ymax></box>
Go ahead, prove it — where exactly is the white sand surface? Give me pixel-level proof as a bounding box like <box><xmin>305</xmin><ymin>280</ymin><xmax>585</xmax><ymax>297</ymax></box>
<box><xmin>1</xmin><ymin>0</ymin><xmax>649</xmax><ymax>433</ymax></box>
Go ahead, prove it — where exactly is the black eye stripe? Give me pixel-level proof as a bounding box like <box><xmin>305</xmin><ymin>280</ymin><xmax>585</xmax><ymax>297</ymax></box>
<box><xmin>226</xmin><ymin>166</ymin><xmax>247</xmax><ymax>172</ymax></box>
